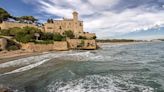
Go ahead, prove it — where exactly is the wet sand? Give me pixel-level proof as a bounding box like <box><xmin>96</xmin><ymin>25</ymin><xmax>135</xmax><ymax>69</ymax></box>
<box><xmin>0</xmin><ymin>50</ymin><xmax>43</xmax><ymax>63</ymax></box>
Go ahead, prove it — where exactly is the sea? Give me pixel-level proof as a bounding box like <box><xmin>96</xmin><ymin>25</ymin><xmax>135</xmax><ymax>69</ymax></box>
<box><xmin>0</xmin><ymin>42</ymin><xmax>164</xmax><ymax>92</ymax></box>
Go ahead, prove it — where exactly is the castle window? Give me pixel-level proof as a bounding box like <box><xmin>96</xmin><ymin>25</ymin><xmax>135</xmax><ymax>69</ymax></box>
<box><xmin>80</xmin><ymin>23</ymin><xmax>82</xmax><ymax>26</ymax></box>
<box><xmin>59</xmin><ymin>26</ymin><xmax>62</xmax><ymax>29</ymax></box>
<box><xmin>47</xmin><ymin>27</ymin><xmax>52</xmax><ymax>29</ymax></box>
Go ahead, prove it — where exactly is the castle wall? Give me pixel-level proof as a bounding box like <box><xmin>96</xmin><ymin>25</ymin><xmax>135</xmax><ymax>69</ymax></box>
<box><xmin>0</xmin><ymin>21</ymin><xmax>38</xmax><ymax>30</ymax></box>
<box><xmin>21</xmin><ymin>41</ymin><xmax>68</xmax><ymax>52</ymax></box>
<box><xmin>67</xmin><ymin>39</ymin><xmax>97</xmax><ymax>50</ymax></box>
<box><xmin>21</xmin><ymin>39</ymin><xmax>97</xmax><ymax>52</ymax></box>
<box><xmin>79</xmin><ymin>32</ymin><xmax>96</xmax><ymax>39</ymax></box>
<box><xmin>44</xmin><ymin>20</ymin><xmax>83</xmax><ymax>37</ymax></box>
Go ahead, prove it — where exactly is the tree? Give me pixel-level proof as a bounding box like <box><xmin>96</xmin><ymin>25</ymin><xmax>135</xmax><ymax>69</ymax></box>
<box><xmin>0</xmin><ymin>8</ymin><xmax>11</xmax><ymax>22</ymax></box>
<box><xmin>78</xmin><ymin>36</ymin><xmax>87</xmax><ymax>39</ymax></box>
<box><xmin>15</xmin><ymin>32</ymin><xmax>32</xmax><ymax>43</ymax></box>
<box><xmin>47</xmin><ymin>19</ymin><xmax>53</xmax><ymax>23</ymax></box>
<box><xmin>92</xmin><ymin>36</ymin><xmax>97</xmax><ymax>39</ymax></box>
<box><xmin>0</xmin><ymin>29</ymin><xmax>10</xmax><ymax>36</ymax></box>
<box><xmin>53</xmin><ymin>33</ymin><xmax>64</xmax><ymax>41</ymax></box>
<box><xmin>18</xmin><ymin>16</ymin><xmax>38</xmax><ymax>23</ymax></box>
<box><xmin>9</xmin><ymin>27</ymin><xmax>22</xmax><ymax>36</ymax></box>
<box><xmin>63</xmin><ymin>30</ymin><xmax>74</xmax><ymax>39</ymax></box>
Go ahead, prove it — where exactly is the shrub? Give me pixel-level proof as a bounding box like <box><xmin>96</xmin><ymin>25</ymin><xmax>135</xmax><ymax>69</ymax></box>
<box><xmin>9</xmin><ymin>27</ymin><xmax>22</xmax><ymax>36</ymax></box>
<box><xmin>34</xmin><ymin>40</ymin><xmax>54</xmax><ymax>44</ymax></box>
<box><xmin>63</xmin><ymin>30</ymin><xmax>74</xmax><ymax>39</ymax></box>
<box><xmin>7</xmin><ymin>45</ymin><xmax>19</xmax><ymax>51</ymax></box>
<box><xmin>40</xmin><ymin>32</ymin><xmax>54</xmax><ymax>40</ymax></box>
<box><xmin>78</xmin><ymin>36</ymin><xmax>87</xmax><ymax>39</ymax></box>
<box><xmin>0</xmin><ymin>29</ymin><xmax>10</xmax><ymax>36</ymax></box>
<box><xmin>53</xmin><ymin>33</ymin><xmax>64</xmax><ymax>41</ymax></box>
<box><xmin>92</xmin><ymin>36</ymin><xmax>97</xmax><ymax>39</ymax></box>
<box><xmin>15</xmin><ymin>32</ymin><xmax>32</xmax><ymax>43</ymax></box>
<box><xmin>6</xmin><ymin>39</ymin><xmax>21</xmax><ymax>51</ymax></box>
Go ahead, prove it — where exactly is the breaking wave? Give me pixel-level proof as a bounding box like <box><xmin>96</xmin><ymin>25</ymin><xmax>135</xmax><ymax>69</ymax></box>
<box><xmin>1</xmin><ymin>59</ymin><xmax>50</xmax><ymax>76</ymax></box>
<box><xmin>0</xmin><ymin>51</ymin><xmax>103</xmax><ymax>75</ymax></box>
<box><xmin>47</xmin><ymin>75</ymin><xmax>154</xmax><ymax>92</ymax></box>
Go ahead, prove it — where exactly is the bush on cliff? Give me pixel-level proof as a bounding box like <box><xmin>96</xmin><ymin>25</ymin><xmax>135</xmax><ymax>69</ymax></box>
<box><xmin>6</xmin><ymin>39</ymin><xmax>21</xmax><ymax>51</ymax></box>
<box><xmin>15</xmin><ymin>32</ymin><xmax>32</xmax><ymax>43</ymax></box>
<box><xmin>40</xmin><ymin>32</ymin><xmax>54</xmax><ymax>40</ymax></box>
<box><xmin>53</xmin><ymin>33</ymin><xmax>64</xmax><ymax>41</ymax></box>
<box><xmin>92</xmin><ymin>36</ymin><xmax>97</xmax><ymax>39</ymax></box>
<box><xmin>0</xmin><ymin>8</ymin><xmax>11</xmax><ymax>22</ymax></box>
<box><xmin>34</xmin><ymin>40</ymin><xmax>54</xmax><ymax>44</ymax></box>
<box><xmin>63</xmin><ymin>30</ymin><xmax>74</xmax><ymax>39</ymax></box>
<box><xmin>78</xmin><ymin>36</ymin><xmax>87</xmax><ymax>39</ymax></box>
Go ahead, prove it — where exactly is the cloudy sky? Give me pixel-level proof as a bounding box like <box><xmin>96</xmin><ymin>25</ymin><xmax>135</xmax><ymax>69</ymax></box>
<box><xmin>0</xmin><ymin>0</ymin><xmax>164</xmax><ymax>39</ymax></box>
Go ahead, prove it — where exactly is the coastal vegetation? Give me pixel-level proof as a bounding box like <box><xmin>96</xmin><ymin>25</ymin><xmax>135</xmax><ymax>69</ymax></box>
<box><xmin>0</xmin><ymin>8</ymin><xmax>11</xmax><ymax>23</ymax></box>
<box><xmin>0</xmin><ymin>8</ymin><xmax>38</xmax><ymax>24</ymax></box>
<box><xmin>0</xmin><ymin>27</ymin><xmax>67</xmax><ymax>44</ymax></box>
<box><xmin>63</xmin><ymin>30</ymin><xmax>75</xmax><ymax>39</ymax></box>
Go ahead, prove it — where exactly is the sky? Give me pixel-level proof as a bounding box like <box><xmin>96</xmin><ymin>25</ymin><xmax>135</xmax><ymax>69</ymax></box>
<box><xmin>0</xmin><ymin>0</ymin><xmax>164</xmax><ymax>40</ymax></box>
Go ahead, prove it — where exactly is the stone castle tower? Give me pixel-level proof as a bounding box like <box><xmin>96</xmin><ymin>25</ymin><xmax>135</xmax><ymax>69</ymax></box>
<box><xmin>44</xmin><ymin>11</ymin><xmax>84</xmax><ymax>38</ymax></box>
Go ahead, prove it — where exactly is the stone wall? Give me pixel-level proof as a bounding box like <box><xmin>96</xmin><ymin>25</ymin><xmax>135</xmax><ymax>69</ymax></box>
<box><xmin>67</xmin><ymin>39</ymin><xmax>97</xmax><ymax>50</ymax></box>
<box><xmin>0</xmin><ymin>21</ymin><xmax>39</xmax><ymax>30</ymax></box>
<box><xmin>21</xmin><ymin>41</ymin><xmax>68</xmax><ymax>52</ymax></box>
<box><xmin>79</xmin><ymin>32</ymin><xmax>96</xmax><ymax>39</ymax></box>
<box><xmin>21</xmin><ymin>39</ymin><xmax>97</xmax><ymax>52</ymax></box>
<box><xmin>0</xmin><ymin>38</ymin><xmax>7</xmax><ymax>50</ymax></box>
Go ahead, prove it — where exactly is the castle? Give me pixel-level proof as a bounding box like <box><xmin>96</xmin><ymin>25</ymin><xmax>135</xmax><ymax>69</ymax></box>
<box><xmin>0</xmin><ymin>11</ymin><xmax>96</xmax><ymax>39</ymax></box>
<box><xmin>0</xmin><ymin>11</ymin><xmax>97</xmax><ymax>51</ymax></box>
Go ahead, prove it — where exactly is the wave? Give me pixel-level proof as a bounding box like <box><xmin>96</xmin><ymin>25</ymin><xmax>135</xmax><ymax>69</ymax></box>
<box><xmin>0</xmin><ymin>51</ymin><xmax>103</xmax><ymax>75</ymax></box>
<box><xmin>0</xmin><ymin>59</ymin><xmax>50</xmax><ymax>76</ymax></box>
<box><xmin>47</xmin><ymin>75</ymin><xmax>154</xmax><ymax>92</ymax></box>
<box><xmin>0</xmin><ymin>51</ymin><xmax>96</xmax><ymax>68</ymax></box>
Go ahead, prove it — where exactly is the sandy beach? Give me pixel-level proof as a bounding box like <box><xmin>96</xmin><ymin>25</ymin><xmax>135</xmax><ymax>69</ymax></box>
<box><xmin>0</xmin><ymin>50</ymin><xmax>42</xmax><ymax>63</ymax></box>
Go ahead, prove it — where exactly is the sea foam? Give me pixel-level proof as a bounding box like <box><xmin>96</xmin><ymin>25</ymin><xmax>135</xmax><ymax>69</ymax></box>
<box><xmin>47</xmin><ymin>75</ymin><xmax>154</xmax><ymax>92</ymax></box>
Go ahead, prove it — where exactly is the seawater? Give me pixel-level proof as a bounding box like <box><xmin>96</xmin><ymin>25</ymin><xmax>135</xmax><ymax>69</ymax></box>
<box><xmin>0</xmin><ymin>42</ymin><xmax>164</xmax><ymax>92</ymax></box>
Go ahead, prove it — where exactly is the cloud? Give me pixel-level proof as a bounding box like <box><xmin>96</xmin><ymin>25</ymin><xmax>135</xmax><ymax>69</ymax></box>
<box><xmin>23</xmin><ymin>0</ymin><xmax>164</xmax><ymax>39</ymax></box>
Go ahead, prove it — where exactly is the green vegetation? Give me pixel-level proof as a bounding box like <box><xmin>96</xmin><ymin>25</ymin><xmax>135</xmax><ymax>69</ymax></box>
<box><xmin>63</xmin><ymin>30</ymin><xmax>75</xmax><ymax>39</ymax></box>
<box><xmin>0</xmin><ymin>8</ymin><xmax>38</xmax><ymax>24</ymax></box>
<box><xmin>78</xmin><ymin>36</ymin><xmax>87</xmax><ymax>39</ymax></box>
<box><xmin>47</xmin><ymin>19</ymin><xmax>54</xmax><ymax>23</ymax></box>
<box><xmin>0</xmin><ymin>27</ymin><xmax>67</xmax><ymax>44</ymax></box>
<box><xmin>92</xmin><ymin>36</ymin><xmax>97</xmax><ymax>39</ymax></box>
<box><xmin>18</xmin><ymin>16</ymin><xmax>38</xmax><ymax>22</ymax></box>
<box><xmin>34</xmin><ymin>40</ymin><xmax>54</xmax><ymax>44</ymax></box>
<box><xmin>53</xmin><ymin>33</ymin><xmax>65</xmax><ymax>41</ymax></box>
<box><xmin>6</xmin><ymin>39</ymin><xmax>21</xmax><ymax>51</ymax></box>
<box><xmin>0</xmin><ymin>8</ymin><xmax>11</xmax><ymax>23</ymax></box>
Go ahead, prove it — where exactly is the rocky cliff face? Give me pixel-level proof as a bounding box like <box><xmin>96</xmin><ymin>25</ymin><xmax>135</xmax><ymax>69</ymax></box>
<box><xmin>21</xmin><ymin>39</ymin><xmax>97</xmax><ymax>52</ymax></box>
<box><xmin>0</xmin><ymin>38</ymin><xmax>7</xmax><ymax>50</ymax></box>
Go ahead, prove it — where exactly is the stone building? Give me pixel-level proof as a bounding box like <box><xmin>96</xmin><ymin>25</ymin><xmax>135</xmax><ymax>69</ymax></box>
<box><xmin>44</xmin><ymin>11</ymin><xmax>96</xmax><ymax>39</ymax></box>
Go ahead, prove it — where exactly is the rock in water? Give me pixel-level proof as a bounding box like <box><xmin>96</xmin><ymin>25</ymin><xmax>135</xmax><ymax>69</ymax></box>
<box><xmin>0</xmin><ymin>87</ymin><xmax>13</xmax><ymax>92</ymax></box>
